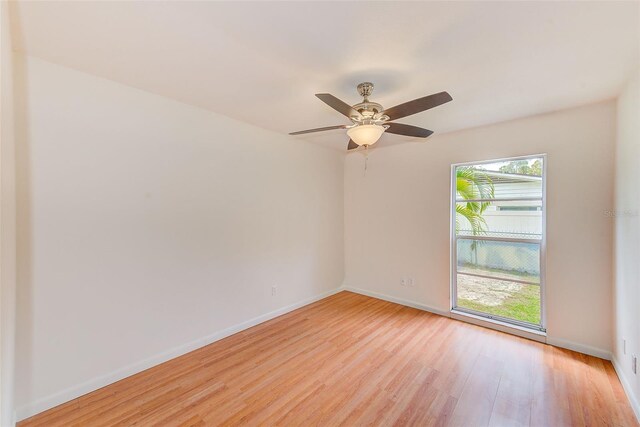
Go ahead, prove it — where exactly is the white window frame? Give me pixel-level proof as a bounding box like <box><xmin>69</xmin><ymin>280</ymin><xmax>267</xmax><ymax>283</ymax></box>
<box><xmin>450</xmin><ymin>154</ymin><xmax>547</xmax><ymax>333</ymax></box>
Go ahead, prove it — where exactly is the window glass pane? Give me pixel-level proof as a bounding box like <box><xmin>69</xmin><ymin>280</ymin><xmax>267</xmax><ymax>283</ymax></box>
<box><xmin>455</xmin><ymin>274</ymin><xmax>541</xmax><ymax>325</ymax></box>
<box><xmin>457</xmin><ymin>239</ymin><xmax>540</xmax><ymax>284</ymax></box>
<box><xmin>455</xmin><ymin>157</ymin><xmax>544</xmax><ymax>201</ymax></box>
<box><xmin>453</xmin><ymin>156</ymin><xmax>545</xmax><ymax>329</ymax></box>
<box><xmin>456</xmin><ymin>201</ymin><xmax>542</xmax><ymax>239</ymax></box>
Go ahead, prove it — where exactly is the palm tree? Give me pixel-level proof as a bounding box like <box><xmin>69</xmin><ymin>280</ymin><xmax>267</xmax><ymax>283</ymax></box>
<box><xmin>456</xmin><ymin>167</ymin><xmax>494</xmax><ymax>265</ymax></box>
<box><xmin>455</xmin><ymin>166</ymin><xmax>494</xmax><ymax>236</ymax></box>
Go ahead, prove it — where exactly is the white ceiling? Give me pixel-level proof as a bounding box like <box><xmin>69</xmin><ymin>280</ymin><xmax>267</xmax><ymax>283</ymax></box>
<box><xmin>11</xmin><ymin>1</ymin><xmax>640</xmax><ymax>151</ymax></box>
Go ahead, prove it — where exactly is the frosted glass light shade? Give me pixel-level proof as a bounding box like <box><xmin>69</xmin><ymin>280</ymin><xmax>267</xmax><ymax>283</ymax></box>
<box><xmin>347</xmin><ymin>124</ymin><xmax>385</xmax><ymax>146</ymax></box>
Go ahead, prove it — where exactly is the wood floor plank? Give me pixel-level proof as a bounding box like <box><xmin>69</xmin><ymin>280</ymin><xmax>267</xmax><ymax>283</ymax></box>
<box><xmin>18</xmin><ymin>291</ymin><xmax>638</xmax><ymax>427</ymax></box>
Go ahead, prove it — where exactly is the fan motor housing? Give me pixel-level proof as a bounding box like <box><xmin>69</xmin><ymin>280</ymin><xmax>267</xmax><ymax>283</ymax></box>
<box><xmin>352</xmin><ymin>101</ymin><xmax>384</xmax><ymax>116</ymax></box>
<box><xmin>353</xmin><ymin>82</ymin><xmax>386</xmax><ymax>121</ymax></box>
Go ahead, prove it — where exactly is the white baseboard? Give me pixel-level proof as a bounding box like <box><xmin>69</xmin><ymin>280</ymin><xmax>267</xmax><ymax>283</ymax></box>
<box><xmin>344</xmin><ymin>286</ymin><xmax>613</xmax><ymax>360</ymax></box>
<box><xmin>612</xmin><ymin>356</ymin><xmax>640</xmax><ymax>422</ymax></box>
<box><xmin>545</xmin><ymin>337</ymin><xmax>611</xmax><ymax>360</ymax></box>
<box><xmin>342</xmin><ymin>286</ymin><xmax>449</xmax><ymax>317</ymax></box>
<box><xmin>15</xmin><ymin>287</ymin><xmax>342</xmax><ymax>422</ymax></box>
<box><xmin>344</xmin><ymin>286</ymin><xmax>544</xmax><ymax>343</ymax></box>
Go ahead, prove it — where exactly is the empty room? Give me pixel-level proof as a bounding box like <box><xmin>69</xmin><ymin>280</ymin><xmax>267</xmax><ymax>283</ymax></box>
<box><xmin>1</xmin><ymin>1</ymin><xmax>639</xmax><ymax>426</ymax></box>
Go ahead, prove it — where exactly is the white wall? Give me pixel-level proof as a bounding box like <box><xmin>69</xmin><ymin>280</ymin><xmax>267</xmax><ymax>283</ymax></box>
<box><xmin>1</xmin><ymin>2</ymin><xmax>17</xmax><ymax>426</ymax></box>
<box><xmin>345</xmin><ymin>101</ymin><xmax>616</xmax><ymax>356</ymax></box>
<box><xmin>14</xmin><ymin>56</ymin><xmax>344</xmax><ymax>420</ymax></box>
<box><xmin>613</xmin><ymin>69</ymin><xmax>640</xmax><ymax>419</ymax></box>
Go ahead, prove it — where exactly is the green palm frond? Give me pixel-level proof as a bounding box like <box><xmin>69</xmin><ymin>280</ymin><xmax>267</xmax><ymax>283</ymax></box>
<box><xmin>455</xmin><ymin>166</ymin><xmax>495</xmax><ymax>236</ymax></box>
<box><xmin>455</xmin><ymin>204</ymin><xmax>487</xmax><ymax>233</ymax></box>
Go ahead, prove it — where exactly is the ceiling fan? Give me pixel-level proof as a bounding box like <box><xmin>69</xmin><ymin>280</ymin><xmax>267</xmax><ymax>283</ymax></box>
<box><xmin>290</xmin><ymin>82</ymin><xmax>452</xmax><ymax>150</ymax></box>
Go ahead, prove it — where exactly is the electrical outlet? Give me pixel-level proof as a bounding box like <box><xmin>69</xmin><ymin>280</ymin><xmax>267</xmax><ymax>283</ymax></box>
<box><xmin>632</xmin><ymin>354</ymin><xmax>637</xmax><ymax>375</ymax></box>
<box><xmin>408</xmin><ymin>277</ymin><xmax>415</xmax><ymax>287</ymax></box>
<box><xmin>400</xmin><ymin>278</ymin><xmax>406</xmax><ymax>286</ymax></box>
<box><xmin>271</xmin><ymin>286</ymin><xmax>277</xmax><ymax>296</ymax></box>
<box><xmin>623</xmin><ymin>339</ymin><xmax>627</xmax><ymax>355</ymax></box>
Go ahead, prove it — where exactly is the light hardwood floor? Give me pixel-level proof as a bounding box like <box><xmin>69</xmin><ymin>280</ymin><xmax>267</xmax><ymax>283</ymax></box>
<box><xmin>19</xmin><ymin>291</ymin><xmax>638</xmax><ymax>426</ymax></box>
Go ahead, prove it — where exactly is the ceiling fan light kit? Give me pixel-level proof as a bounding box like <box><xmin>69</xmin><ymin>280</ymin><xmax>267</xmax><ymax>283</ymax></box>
<box><xmin>290</xmin><ymin>82</ymin><xmax>452</xmax><ymax>151</ymax></box>
<box><xmin>347</xmin><ymin>124</ymin><xmax>386</xmax><ymax>146</ymax></box>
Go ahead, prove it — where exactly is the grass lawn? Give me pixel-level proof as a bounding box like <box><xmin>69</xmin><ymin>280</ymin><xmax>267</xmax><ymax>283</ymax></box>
<box><xmin>456</xmin><ymin>279</ymin><xmax>541</xmax><ymax>325</ymax></box>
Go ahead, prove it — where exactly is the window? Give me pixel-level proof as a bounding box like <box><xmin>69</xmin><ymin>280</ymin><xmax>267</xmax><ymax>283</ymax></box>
<box><xmin>451</xmin><ymin>155</ymin><xmax>546</xmax><ymax>331</ymax></box>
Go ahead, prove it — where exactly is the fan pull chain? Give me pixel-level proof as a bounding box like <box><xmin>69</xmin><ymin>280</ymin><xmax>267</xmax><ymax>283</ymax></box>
<box><xmin>364</xmin><ymin>145</ymin><xmax>369</xmax><ymax>175</ymax></box>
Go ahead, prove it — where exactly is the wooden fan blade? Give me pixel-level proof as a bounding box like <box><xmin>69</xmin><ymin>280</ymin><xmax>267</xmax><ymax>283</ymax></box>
<box><xmin>289</xmin><ymin>125</ymin><xmax>347</xmax><ymax>135</ymax></box>
<box><xmin>316</xmin><ymin>94</ymin><xmax>360</xmax><ymax>119</ymax></box>
<box><xmin>383</xmin><ymin>91</ymin><xmax>452</xmax><ymax>121</ymax></box>
<box><xmin>347</xmin><ymin>139</ymin><xmax>358</xmax><ymax>150</ymax></box>
<box><xmin>385</xmin><ymin>123</ymin><xmax>434</xmax><ymax>138</ymax></box>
